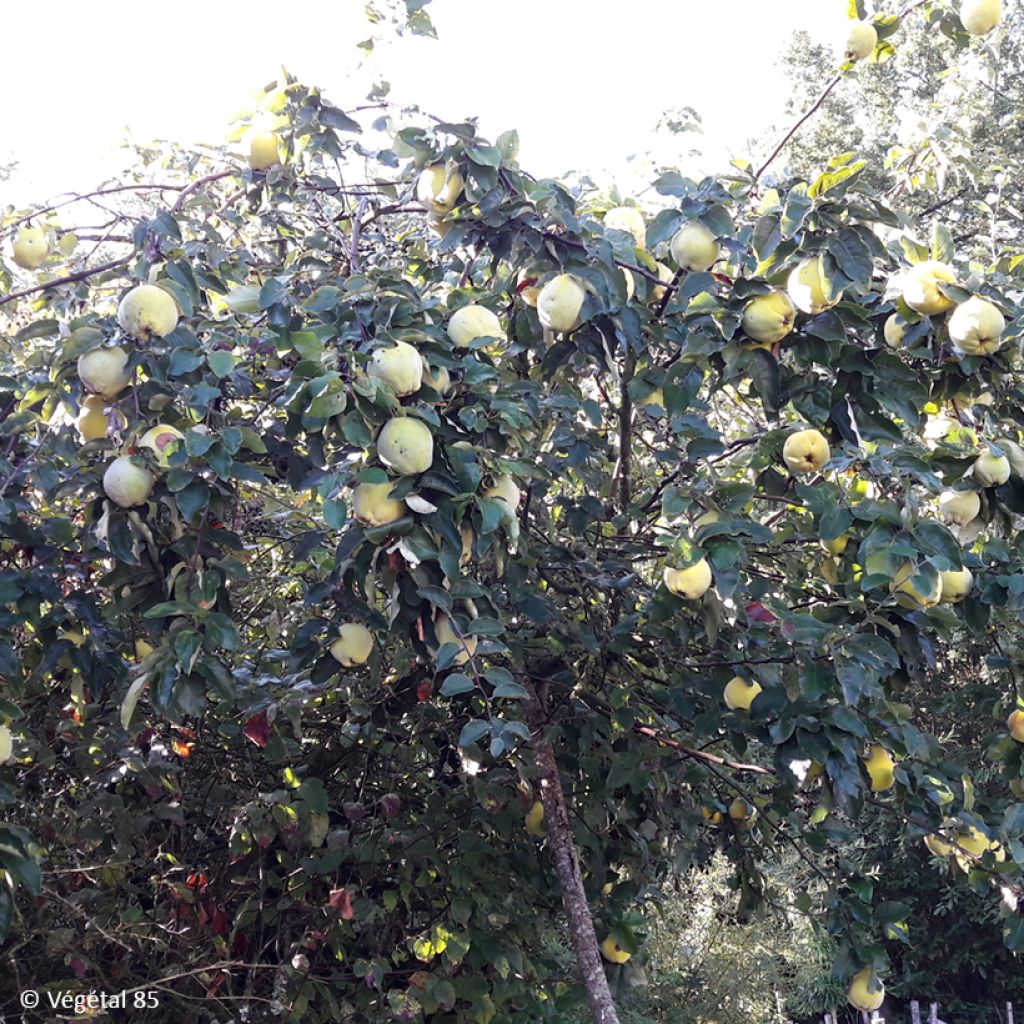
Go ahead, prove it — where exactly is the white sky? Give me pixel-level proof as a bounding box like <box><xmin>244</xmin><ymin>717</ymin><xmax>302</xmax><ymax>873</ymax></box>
<box><xmin>3</xmin><ymin>0</ymin><xmax>848</xmax><ymax>208</ymax></box>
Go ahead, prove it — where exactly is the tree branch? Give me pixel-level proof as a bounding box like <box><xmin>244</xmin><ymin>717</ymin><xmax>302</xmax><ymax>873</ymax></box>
<box><xmin>618</xmin><ymin>350</ymin><xmax>637</xmax><ymax>512</ymax></box>
<box><xmin>525</xmin><ymin>682</ymin><xmax>621</xmax><ymax>1024</ymax></box>
<box><xmin>755</xmin><ymin>0</ymin><xmax>933</xmax><ymax>184</ymax></box>
<box><xmin>349</xmin><ymin>196</ymin><xmax>369</xmax><ymax>272</ymax></box>
<box><xmin>2</xmin><ymin>183</ymin><xmax>188</xmax><ymax>235</ymax></box>
<box><xmin>0</xmin><ymin>258</ymin><xmax>130</xmax><ymax>307</ymax></box>
<box><xmin>754</xmin><ymin>73</ymin><xmax>843</xmax><ymax>183</ymax></box>
<box><xmin>171</xmin><ymin>170</ymin><xmax>233</xmax><ymax>214</ymax></box>
<box><xmin>634</xmin><ymin>725</ymin><xmax>774</xmax><ymax>775</ymax></box>
<box><xmin>541</xmin><ymin>231</ymin><xmax>665</xmax><ymax>285</ymax></box>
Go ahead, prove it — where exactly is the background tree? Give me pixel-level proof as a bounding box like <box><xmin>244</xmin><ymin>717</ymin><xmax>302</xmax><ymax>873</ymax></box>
<box><xmin>770</xmin><ymin>2</ymin><xmax>1024</xmax><ymax>257</ymax></box>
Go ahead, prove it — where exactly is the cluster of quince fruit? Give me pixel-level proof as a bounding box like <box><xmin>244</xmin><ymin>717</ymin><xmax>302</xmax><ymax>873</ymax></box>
<box><xmin>329</xmin><ymin>209</ymin><xmax>525</xmax><ymax>672</ymax></box>
<box><xmin>75</xmin><ymin>285</ymin><xmax>184</xmax><ymax>510</ymax></box>
<box><xmin>885</xmin><ymin>258</ymin><xmax>1007</xmax><ymax>359</ymax></box>
<box><xmin>844</xmin><ymin>0</ymin><xmax>1003</xmax><ymax>67</ymax></box>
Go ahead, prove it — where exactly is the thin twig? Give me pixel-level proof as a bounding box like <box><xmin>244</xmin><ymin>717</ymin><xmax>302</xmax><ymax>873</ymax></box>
<box><xmin>755</xmin><ymin>73</ymin><xmax>844</xmax><ymax>183</ymax></box>
<box><xmin>349</xmin><ymin>196</ymin><xmax>369</xmax><ymax>272</ymax></box>
<box><xmin>634</xmin><ymin>725</ymin><xmax>774</xmax><ymax>775</ymax></box>
<box><xmin>171</xmin><ymin>170</ymin><xmax>233</xmax><ymax>214</ymax></box>
<box><xmin>0</xmin><ymin>258</ymin><xmax>130</xmax><ymax>307</ymax></box>
<box><xmin>2</xmin><ymin>183</ymin><xmax>189</xmax><ymax>234</ymax></box>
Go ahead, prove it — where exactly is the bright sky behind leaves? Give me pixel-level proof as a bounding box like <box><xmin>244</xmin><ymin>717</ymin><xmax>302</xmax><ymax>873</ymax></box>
<box><xmin>4</xmin><ymin>0</ymin><xmax>849</xmax><ymax>207</ymax></box>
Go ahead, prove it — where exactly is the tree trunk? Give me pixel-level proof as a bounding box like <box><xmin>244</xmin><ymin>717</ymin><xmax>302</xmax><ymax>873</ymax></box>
<box><xmin>527</xmin><ymin>685</ymin><xmax>621</xmax><ymax>1024</ymax></box>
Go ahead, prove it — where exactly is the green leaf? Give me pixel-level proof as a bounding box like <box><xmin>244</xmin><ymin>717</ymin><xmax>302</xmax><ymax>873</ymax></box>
<box><xmin>874</xmin><ymin>13</ymin><xmax>902</xmax><ymax>40</ymax></box>
<box><xmin>0</xmin><ymin>885</ymin><xmax>12</xmax><ymax>942</ymax></box>
<box><xmin>752</xmin><ymin>215</ymin><xmax>781</xmax><ymax>262</ymax></box>
<box><xmin>743</xmin><ymin>348</ymin><xmax>781</xmax><ymax>418</ymax></box>
<box><xmin>1003</xmin><ymin>803</ymin><xmax>1024</xmax><ymax>837</ymax></box>
<box><xmin>230</xmin><ymin>461</ymin><xmax>268</xmax><ymax>484</ymax></box>
<box><xmin>914</xmin><ymin>521</ymin><xmax>963</xmax><ymax>567</ymax></box>
<box><xmin>652</xmin><ymin>172</ymin><xmax>690</xmax><ymax>198</ymax></box>
<box><xmin>259</xmin><ymin>279</ymin><xmax>289</xmax><ymax>308</ymax></box>
<box><xmin>458</xmin><ymin>719</ymin><xmax>490</xmax><ymax>748</ymax></box>
<box><xmin>496</xmin><ymin>129</ymin><xmax>519</xmax><ymax>163</ymax></box>
<box><xmin>440</xmin><ymin>673</ymin><xmax>475</xmax><ymax>696</ymax></box>
<box><xmin>931</xmin><ymin>223</ymin><xmax>954</xmax><ymax>264</ymax></box>
<box><xmin>780</xmin><ymin>184</ymin><xmax>811</xmax><ymax>238</ymax></box>
<box><xmin>0</xmin><ymin>851</ymin><xmax>41</xmax><ymax>895</ymax></box>
<box><xmin>900</xmin><ymin>235</ymin><xmax>929</xmax><ymax>264</ymax></box>
<box><xmin>173</xmin><ymin>629</ymin><xmax>203</xmax><ymax>673</ymax></box>
<box><xmin>170</xmin><ymin>348</ymin><xmax>203</xmax><ymax>384</ymax></box>
<box><xmin>145</xmin><ymin>600</ymin><xmax>200</xmax><ymax>618</ymax></box>
<box><xmin>207</xmin><ymin>350</ymin><xmax>237</xmax><ymax>377</ymax></box>
<box><xmin>809</xmin><ymin>161</ymin><xmax>866</xmax><ymax>198</ymax></box>
<box><xmin>492</xmin><ymin>679</ymin><xmax>529</xmax><ymax>700</ymax></box>
<box><xmin>175</xmin><ymin>481</ymin><xmax>211</xmax><ymax>521</ymax></box>
<box><xmin>292</xmin><ymin>331</ymin><xmax>325</xmax><ymax>359</ymax></box>
<box><xmin>185</xmin><ymin>429</ymin><xmax>216</xmax><ymax>457</ymax></box>
<box><xmin>16</xmin><ymin>320</ymin><xmax>59</xmax><ymax>343</ymax></box>
<box><xmin>465</xmin><ymin>617</ymin><xmax>503</xmax><ymax>637</ymax></box>
<box><xmin>466</xmin><ymin>144</ymin><xmax>501</xmax><ymax>167</ymax></box>
<box><xmin>342</xmin><ymin>412</ymin><xmax>373</xmax><ymax>447</ymax></box>
<box><xmin>827</xmin><ymin>228</ymin><xmax>873</xmax><ymax>286</ymax></box>
<box><xmin>323</xmin><ymin>498</ymin><xmax>348</xmax><ymax>529</ymax></box>
<box><xmin>205</xmin><ymin>613</ymin><xmax>240</xmax><ymax>650</ymax></box>
<box><xmin>298</xmin><ymin>777</ymin><xmax>330</xmax><ymax>813</ymax></box>
<box><xmin>417</xmin><ymin>586</ymin><xmax>453</xmax><ymax>612</ymax></box>
<box><xmin>320</xmin><ymin>105</ymin><xmax>361</xmax><ymax>133</ymax></box>
<box><xmin>307</xmin><ymin>390</ymin><xmax>348</xmax><ymax>418</ymax></box>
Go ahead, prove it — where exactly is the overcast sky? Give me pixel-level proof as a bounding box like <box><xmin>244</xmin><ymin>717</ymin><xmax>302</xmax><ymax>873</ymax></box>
<box><xmin>4</xmin><ymin>0</ymin><xmax>848</xmax><ymax>207</ymax></box>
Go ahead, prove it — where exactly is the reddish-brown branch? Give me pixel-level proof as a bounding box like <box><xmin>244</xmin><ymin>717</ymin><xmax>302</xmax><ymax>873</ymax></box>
<box><xmin>634</xmin><ymin>726</ymin><xmax>774</xmax><ymax>775</ymax></box>
<box><xmin>351</xmin><ymin>204</ymin><xmax>423</xmax><ymax>227</ymax></box>
<box><xmin>654</xmin><ymin>267</ymin><xmax>682</xmax><ymax>319</ymax></box>
<box><xmin>63</xmin><ymin>234</ymin><xmax>133</xmax><ymax>243</ymax></box>
<box><xmin>171</xmin><ymin>170</ymin><xmax>234</xmax><ymax>214</ymax></box>
<box><xmin>755</xmin><ymin>1</ymin><xmax>930</xmax><ymax>184</ymax></box>
<box><xmin>541</xmin><ymin>231</ymin><xmax>665</xmax><ymax>286</ymax></box>
<box><xmin>2</xmin><ymin>183</ymin><xmax>188</xmax><ymax>234</ymax></box>
<box><xmin>617</xmin><ymin>350</ymin><xmax>637</xmax><ymax>513</ymax></box>
<box><xmin>754</xmin><ymin>73</ymin><xmax>844</xmax><ymax>183</ymax></box>
<box><xmin>526</xmin><ymin>684</ymin><xmax>621</xmax><ymax>1024</ymax></box>
<box><xmin>0</xmin><ymin>258</ymin><xmax>130</xmax><ymax>307</ymax></box>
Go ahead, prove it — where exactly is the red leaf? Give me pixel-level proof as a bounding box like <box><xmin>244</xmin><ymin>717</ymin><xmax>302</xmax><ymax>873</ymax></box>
<box><xmin>328</xmin><ymin>887</ymin><xmax>355</xmax><ymax>920</ymax></box>
<box><xmin>243</xmin><ymin>710</ymin><xmax>270</xmax><ymax>748</ymax></box>
<box><xmin>745</xmin><ymin>602</ymin><xmax>777</xmax><ymax>624</ymax></box>
<box><xmin>416</xmin><ymin>681</ymin><xmax>432</xmax><ymax>703</ymax></box>
<box><xmin>69</xmin><ymin>957</ymin><xmax>87</xmax><ymax>978</ymax></box>
<box><xmin>206</xmin><ymin>971</ymin><xmax>228</xmax><ymax>997</ymax></box>
<box><xmin>212</xmin><ymin>905</ymin><xmax>231</xmax><ymax>936</ymax></box>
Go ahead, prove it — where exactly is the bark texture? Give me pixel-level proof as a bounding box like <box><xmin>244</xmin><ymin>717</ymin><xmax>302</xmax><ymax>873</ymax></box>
<box><xmin>528</xmin><ymin>686</ymin><xmax>621</xmax><ymax>1024</ymax></box>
